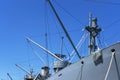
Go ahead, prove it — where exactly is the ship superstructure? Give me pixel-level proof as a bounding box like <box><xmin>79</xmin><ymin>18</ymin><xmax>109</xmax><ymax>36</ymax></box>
<box><xmin>21</xmin><ymin>0</ymin><xmax>120</xmax><ymax>80</ymax></box>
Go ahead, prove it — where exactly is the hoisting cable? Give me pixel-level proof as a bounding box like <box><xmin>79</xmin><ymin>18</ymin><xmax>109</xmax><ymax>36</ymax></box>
<box><xmin>47</xmin><ymin>0</ymin><xmax>81</xmax><ymax>59</ymax></box>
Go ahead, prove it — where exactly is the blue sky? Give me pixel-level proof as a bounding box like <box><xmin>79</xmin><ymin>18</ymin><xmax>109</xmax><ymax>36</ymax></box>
<box><xmin>0</xmin><ymin>0</ymin><xmax>120</xmax><ymax>80</ymax></box>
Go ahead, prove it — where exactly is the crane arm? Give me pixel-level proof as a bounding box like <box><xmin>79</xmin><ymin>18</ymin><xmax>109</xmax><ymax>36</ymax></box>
<box><xmin>15</xmin><ymin>64</ymin><xmax>31</xmax><ymax>75</ymax></box>
<box><xmin>7</xmin><ymin>73</ymin><xmax>13</xmax><ymax>80</ymax></box>
<box><xmin>26</xmin><ymin>37</ymin><xmax>63</xmax><ymax>61</ymax></box>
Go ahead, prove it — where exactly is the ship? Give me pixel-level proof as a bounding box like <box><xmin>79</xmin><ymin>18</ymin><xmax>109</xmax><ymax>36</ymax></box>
<box><xmin>21</xmin><ymin>0</ymin><xmax>120</xmax><ymax>80</ymax></box>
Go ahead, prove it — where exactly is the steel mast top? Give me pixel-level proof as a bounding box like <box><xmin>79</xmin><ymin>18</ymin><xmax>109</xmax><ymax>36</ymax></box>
<box><xmin>85</xmin><ymin>14</ymin><xmax>102</xmax><ymax>54</ymax></box>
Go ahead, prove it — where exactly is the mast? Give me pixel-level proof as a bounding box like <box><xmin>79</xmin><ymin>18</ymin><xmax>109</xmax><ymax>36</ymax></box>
<box><xmin>60</xmin><ymin>36</ymin><xmax>64</xmax><ymax>58</ymax></box>
<box><xmin>86</xmin><ymin>13</ymin><xmax>102</xmax><ymax>54</ymax></box>
<box><xmin>47</xmin><ymin>0</ymin><xmax>81</xmax><ymax>59</ymax></box>
<box><xmin>45</xmin><ymin>33</ymin><xmax>49</xmax><ymax>66</ymax></box>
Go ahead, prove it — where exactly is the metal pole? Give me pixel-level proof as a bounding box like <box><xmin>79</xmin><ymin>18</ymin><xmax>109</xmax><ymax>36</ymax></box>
<box><xmin>15</xmin><ymin>64</ymin><xmax>31</xmax><ymax>75</ymax></box>
<box><xmin>47</xmin><ymin>0</ymin><xmax>81</xmax><ymax>59</ymax></box>
<box><xmin>7</xmin><ymin>73</ymin><xmax>13</xmax><ymax>80</ymax></box>
<box><xmin>26</xmin><ymin>37</ymin><xmax>63</xmax><ymax>61</ymax></box>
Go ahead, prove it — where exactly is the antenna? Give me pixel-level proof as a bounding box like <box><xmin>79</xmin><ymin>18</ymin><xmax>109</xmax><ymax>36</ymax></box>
<box><xmin>86</xmin><ymin>13</ymin><xmax>102</xmax><ymax>54</ymax></box>
<box><xmin>89</xmin><ymin>13</ymin><xmax>92</xmax><ymax>27</ymax></box>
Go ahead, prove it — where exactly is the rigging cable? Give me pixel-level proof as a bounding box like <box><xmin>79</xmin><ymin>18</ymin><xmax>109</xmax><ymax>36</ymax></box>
<box><xmin>29</xmin><ymin>28</ymin><xmax>82</xmax><ymax>39</ymax></box>
<box><xmin>48</xmin><ymin>0</ymin><xmax>81</xmax><ymax>59</ymax></box>
<box><xmin>96</xmin><ymin>34</ymin><xmax>103</xmax><ymax>49</ymax></box>
<box><xmin>63</xmin><ymin>41</ymin><xmax>70</xmax><ymax>60</ymax></box>
<box><xmin>104</xmin><ymin>18</ymin><xmax>120</xmax><ymax>41</ymax></box>
<box><xmin>105</xmin><ymin>18</ymin><xmax>120</xmax><ymax>29</ymax></box>
<box><xmin>27</xmin><ymin>39</ymin><xmax>46</xmax><ymax>66</ymax></box>
<box><xmin>68</xmin><ymin>31</ymin><xmax>88</xmax><ymax>61</ymax></box>
<box><xmin>104</xmin><ymin>28</ymin><xmax>120</xmax><ymax>44</ymax></box>
<box><xmin>104</xmin><ymin>51</ymin><xmax>114</xmax><ymax>80</ymax></box>
<box><xmin>114</xmin><ymin>52</ymin><xmax>120</xmax><ymax>80</ymax></box>
<box><xmin>97</xmin><ymin>31</ymin><xmax>108</xmax><ymax>48</ymax></box>
<box><xmin>53</xmin><ymin>0</ymin><xmax>85</xmax><ymax>26</ymax></box>
<box><xmin>85</xmin><ymin>0</ymin><xmax>120</xmax><ymax>44</ymax></box>
<box><xmin>104</xmin><ymin>49</ymin><xmax>120</xmax><ymax>80</ymax></box>
<box><xmin>76</xmin><ymin>63</ymin><xmax>84</xmax><ymax>80</ymax></box>
<box><xmin>48</xmin><ymin>1</ymin><xmax>71</xmax><ymax>58</ymax></box>
<box><xmin>97</xmin><ymin>18</ymin><xmax>120</xmax><ymax>46</ymax></box>
<box><xmin>85</xmin><ymin>0</ymin><xmax>120</xmax><ymax>6</ymax></box>
<box><xmin>80</xmin><ymin>61</ymin><xmax>84</xmax><ymax>80</ymax></box>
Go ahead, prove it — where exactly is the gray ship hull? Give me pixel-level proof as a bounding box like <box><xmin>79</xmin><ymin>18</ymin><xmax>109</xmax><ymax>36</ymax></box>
<box><xmin>47</xmin><ymin>42</ymin><xmax>120</xmax><ymax>80</ymax></box>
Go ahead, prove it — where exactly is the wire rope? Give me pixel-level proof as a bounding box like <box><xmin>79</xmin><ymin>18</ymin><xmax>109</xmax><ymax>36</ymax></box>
<box><xmin>48</xmin><ymin>2</ymin><xmax>72</xmax><ymax>58</ymax></box>
<box><xmin>68</xmin><ymin>32</ymin><xmax>88</xmax><ymax>61</ymax></box>
<box><xmin>104</xmin><ymin>51</ymin><xmax>115</xmax><ymax>80</ymax></box>
<box><xmin>85</xmin><ymin>0</ymin><xmax>120</xmax><ymax>6</ymax></box>
<box><xmin>27</xmin><ymin>40</ymin><xmax>46</xmax><ymax>66</ymax></box>
<box><xmin>53</xmin><ymin>0</ymin><xmax>85</xmax><ymax>26</ymax></box>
